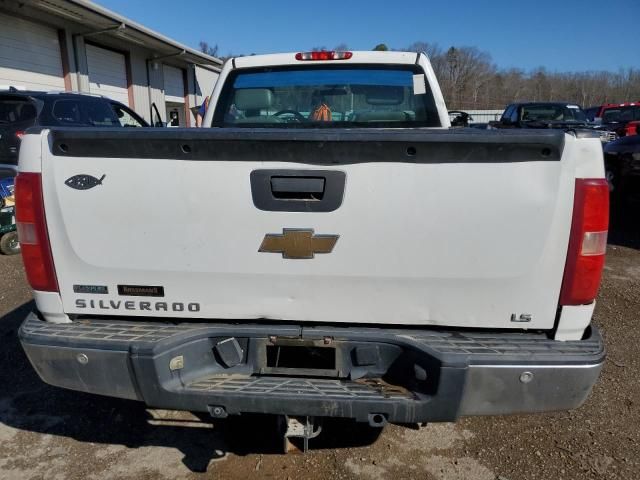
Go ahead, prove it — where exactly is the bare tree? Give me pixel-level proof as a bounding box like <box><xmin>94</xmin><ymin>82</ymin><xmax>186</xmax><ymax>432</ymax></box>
<box><xmin>198</xmin><ymin>41</ymin><xmax>219</xmax><ymax>57</ymax></box>
<box><xmin>405</xmin><ymin>41</ymin><xmax>441</xmax><ymax>58</ymax></box>
<box><xmin>441</xmin><ymin>47</ymin><xmax>495</xmax><ymax>108</ymax></box>
<box><xmin>398</xmin><ymin>41</ymin><xmax>640</xmax><ymax>109</ymax></box>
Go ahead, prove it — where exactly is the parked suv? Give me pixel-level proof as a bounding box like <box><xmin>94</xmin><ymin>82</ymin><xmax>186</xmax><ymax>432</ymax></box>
<box><xmin>0</xmin><ymin>89</ymin><xmax>148</xmax><ymax>164</ymax></box>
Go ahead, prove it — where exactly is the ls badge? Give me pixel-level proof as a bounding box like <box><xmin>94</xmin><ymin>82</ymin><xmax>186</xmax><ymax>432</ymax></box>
<box><xmin>259</xmin><ymin>229</ymin><xmax>338</xmax><ymax>259</ymax></box>
<box><xmin>65</xmin><ymin>174</ymin><xmax>105</xmax><ymax>190</ymax></box>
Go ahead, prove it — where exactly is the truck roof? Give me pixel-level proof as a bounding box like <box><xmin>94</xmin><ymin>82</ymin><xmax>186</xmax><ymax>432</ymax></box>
<box><xmin>233</xmin><ymin>51</ymin><xmax>421</xmax><ymax>69</ymax></box>
<box><xmin>508</xmin><ymin>102</ymin><xmax>583</xmax><ymax>108</ymax></box>
<box><xmin>0</xmin><ymin>90</ymin><xmax>105</xmax><ymax>100</ymax></box>
<box><xmin>601</xmin><ymin>102</ymin><xmax>639</xmax><ymax>108</ymax></box>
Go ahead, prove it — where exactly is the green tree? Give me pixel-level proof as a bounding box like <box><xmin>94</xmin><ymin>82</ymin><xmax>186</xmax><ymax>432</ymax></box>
<box><xmin>373</xmin><ymin>43</ymin><xmax>389</xmax><ymax>51</ymax></box>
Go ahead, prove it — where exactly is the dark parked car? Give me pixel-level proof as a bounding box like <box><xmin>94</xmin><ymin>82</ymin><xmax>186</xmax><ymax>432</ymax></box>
<box><xmin>0</xmin><ymin>89</ymin><xmax>149</xmax><ymax>165</ymax></box>
<box><xmin>0</xmin><ymin>164</ymin><xmax>17</xmax><ymax>255</ymax></box>
<box><xmin>491</xmin><ymin>102</ymin><xmax>617</xmax><ymax>143</ymax></box>
<box><xmin>604</xmin><ymin>135</ymin><xmax>640</xmax><ymax>200</ymax></box>
<box><xmin>494</xmin><ymin>102</ymin><xmax>588</xmax><ymax>127</ymax></box>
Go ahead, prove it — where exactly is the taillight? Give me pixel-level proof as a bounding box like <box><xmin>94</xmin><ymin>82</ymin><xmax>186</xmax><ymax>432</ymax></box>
<box><xmin>295</xmin><ymin>51</ymin><xmax>353</xmax><ymax>61</ymax></box>
<box><xmin>15</xmin><ymin>172</ymin><xmax>58</xmax><ymax>292</ymax></box>
<box><xmin>15</xmin><ymin>130</ymin><xmax>25</xmax><ymax>140</ymax></box>
<box><xmin>625</xmin><ymin>122</ymin><xmax>639</xmax><ymax>136</ymax></box>
<box><xmin>559</xmin><ymin>178</ymin><xmax>609</xmax><ymax>305</ymax></box>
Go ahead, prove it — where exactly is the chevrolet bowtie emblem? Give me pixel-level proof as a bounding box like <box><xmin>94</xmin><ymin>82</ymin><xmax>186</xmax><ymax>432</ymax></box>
<box><xmin>259</xmin><ymin>229</ymin><xmax>339</xmax><ymax>259</ymax></box>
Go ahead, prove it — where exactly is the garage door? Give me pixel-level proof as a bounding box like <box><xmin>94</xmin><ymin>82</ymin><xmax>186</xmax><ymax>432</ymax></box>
<box><xmin>86</xmin><ymin>44</ymin><xmax>129</xmax><ymax>105</ymax></box>
<box><xmin>163</xmin><ymin>65</ymin><xmax>185</xmax><ymax>103</ymax></box>
<box><xmin>195</xmin><ymin>66</ymin><xmax>219</xmax><ymax>101</ymax></box>
<box><xmin>0</xmin><ymin>12</ymin><xmax>65</xmax><ymax>91</ymax></box>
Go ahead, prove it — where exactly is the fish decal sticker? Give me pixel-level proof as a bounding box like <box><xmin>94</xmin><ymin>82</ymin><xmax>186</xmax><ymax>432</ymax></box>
<box><xmin>65</xmin><ymin>174</ymin><xmax>106</xmax><ymax>190</ymax></box>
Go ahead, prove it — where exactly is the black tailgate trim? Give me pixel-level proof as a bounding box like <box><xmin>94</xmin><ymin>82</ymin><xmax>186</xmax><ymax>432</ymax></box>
<box><xmin>42</xmin><ymin>127</ymin><xmax>565</xmax><ymax>164</ymax></box>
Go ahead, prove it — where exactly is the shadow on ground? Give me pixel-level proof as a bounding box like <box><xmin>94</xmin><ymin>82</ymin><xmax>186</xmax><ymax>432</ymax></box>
<box><xmin>608</xmin><ymin>198</ymin><xmax>640</xmax><ymax>250</ymax></box>
<box><xmin>0</xmin><ymin>302</ymin><xmax>381</xmax><ymax>473</ymax></box>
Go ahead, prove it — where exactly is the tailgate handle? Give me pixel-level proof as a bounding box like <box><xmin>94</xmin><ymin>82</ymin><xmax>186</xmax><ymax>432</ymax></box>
<box><xmin>251</xmin><ymin>169</ymin><xmax>345</xmax><ymax>212</ymax></box>
<box><xmin>270</xmin><ymin>176</ymin><xmax>326</xmax><ymax>200</ymax></box>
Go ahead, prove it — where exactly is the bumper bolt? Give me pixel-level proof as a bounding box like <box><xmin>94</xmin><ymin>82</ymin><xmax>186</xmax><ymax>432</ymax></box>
<box><xmin>520</xmin><ymin>371</ymin><xmax>534</xmax><ymax>383</ymax></box>
<box><xmin>208</xmin><ymin>405</ymin><xmax>228</xmax><ymax>418</ymax></box>
<box><xmin>76</xmin><ymin>353</ymin><xmax>89</xmax><ymax>365</ymax></box>
<box><xmin>169</xmin><ymin>355</ymin><xmax>184</xmax><ymax>371</ymax></box>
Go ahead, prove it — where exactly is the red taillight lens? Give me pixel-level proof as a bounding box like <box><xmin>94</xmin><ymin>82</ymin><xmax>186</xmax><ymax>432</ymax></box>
<box><xmin>625</xmin><ymin>122</ymin><xmax>639</xmax><ymax>136</ymax></box>
<box><xmin>559</xmin><ymin>178</ymin><xmax>609</xmax><ymax>305</ymax></box>
<box><xmin>15</xmin><ymin>172</ymin><xmax>58</xmax><ymax>292</ymax></box>
<box><xmin>295</xmin><ymin>51</ymin><xmax>353</xmax><ymax>61</ymax></box>
<box><xmin>15</xmin><ymin>130</ymin><xmax>25</xmax><ymax>140</ymax></box>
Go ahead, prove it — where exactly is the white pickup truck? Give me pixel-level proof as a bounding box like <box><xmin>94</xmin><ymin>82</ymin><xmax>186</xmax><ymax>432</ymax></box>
<box><xmin>16</xmin><ymin>51</ymin><xmax>608</xmax><ymax>446</ymax></box>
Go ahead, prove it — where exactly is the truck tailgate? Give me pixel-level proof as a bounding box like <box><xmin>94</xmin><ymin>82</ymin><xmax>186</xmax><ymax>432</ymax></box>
<box><xmin>40</xmin><ymin>128</ymin><xmax>575</xmax><ymax>329</ymax></box>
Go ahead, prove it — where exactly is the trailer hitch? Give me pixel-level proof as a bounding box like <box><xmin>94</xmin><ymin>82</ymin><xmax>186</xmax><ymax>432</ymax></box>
<box><xmin>278</xmin><ymin>415</ymin><xmax>322</xmax><ymax>453</ymax></box>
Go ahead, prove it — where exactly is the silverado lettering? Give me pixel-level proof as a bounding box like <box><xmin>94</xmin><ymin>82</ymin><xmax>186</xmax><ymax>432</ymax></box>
<box><xmin>75</xmin><ymin>299</ymin><xmax>200</xmax><ymax>312</ymax></box>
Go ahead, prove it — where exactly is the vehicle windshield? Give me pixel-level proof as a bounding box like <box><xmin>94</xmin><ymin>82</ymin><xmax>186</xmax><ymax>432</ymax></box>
<box><xmin>212</xmin><ymin>66</ymin><xmax>441</xmax><ymax>128</ymax></box>
<box><xmin>602</xmin><ymin>106</ymin><xmax>640</xmax><ymax>123</ymax></box>
<box><xmin>0</xmin><ymin>98</ymin><xmax>37</xmax><ymax>125</ymax></box>
<box><xmin>520</xmin><ymin>104</ymin><xmax>587</xmax><ymax>123</ymax></box>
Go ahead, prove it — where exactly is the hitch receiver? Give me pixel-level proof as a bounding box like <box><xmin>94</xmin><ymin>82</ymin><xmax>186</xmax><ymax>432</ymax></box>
<box><xmin>280</xmin><ymin>415</ymin><xmax>322</xmax><ymax>453</ymax></box>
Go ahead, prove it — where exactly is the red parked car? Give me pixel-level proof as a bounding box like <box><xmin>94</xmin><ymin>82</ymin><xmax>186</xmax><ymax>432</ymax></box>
<box><xmin>586</xmin><ymin>102</ymin><xmax>640</xmax><ymax>137</ymax></box>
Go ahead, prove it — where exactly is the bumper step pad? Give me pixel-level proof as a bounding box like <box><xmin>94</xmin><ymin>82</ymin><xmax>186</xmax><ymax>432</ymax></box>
<box><xmin>188</xmin><ymin>375</ymin><xmax>413</xmax><ymax>400</ymax></box>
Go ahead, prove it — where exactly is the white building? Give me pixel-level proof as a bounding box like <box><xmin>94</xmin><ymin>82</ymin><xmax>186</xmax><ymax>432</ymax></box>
<box><xmin>0</xmin><ymin>0</ymin><xmax>223</xmax><ymax>126</ymax></box>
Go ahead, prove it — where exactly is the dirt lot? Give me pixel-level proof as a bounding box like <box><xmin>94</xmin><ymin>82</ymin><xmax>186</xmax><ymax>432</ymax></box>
<box><xmin>0</xmin><ymin>204</ymin><xmax>638</xmax><ymax>480</ymax></box>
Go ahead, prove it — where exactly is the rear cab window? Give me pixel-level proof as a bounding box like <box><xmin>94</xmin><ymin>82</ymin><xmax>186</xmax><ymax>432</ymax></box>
<box><xmin>520</xmin><ymin>105</ymin><xmax>586</xmax><ymax>122</ymax></box>
<box><xmin>602</xmin><ymin>106</ymin><xmax>640</xmax><ymax>123</ymax></box>
<box><xmin>212</xmin><ymin>65</ymin><xmax>441</xmax><ymax>128</ymax></box>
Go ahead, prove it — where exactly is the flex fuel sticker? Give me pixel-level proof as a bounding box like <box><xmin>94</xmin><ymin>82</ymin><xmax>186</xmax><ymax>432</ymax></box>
<box><xmin>413</xmin><ymin>74</ymin><xmax>426</xmax><ymax>95</ymax></box>
<box><xmin>73</xmin><ymin>285</ymin><xmax>108</xmax><ymax>294</ymax></box>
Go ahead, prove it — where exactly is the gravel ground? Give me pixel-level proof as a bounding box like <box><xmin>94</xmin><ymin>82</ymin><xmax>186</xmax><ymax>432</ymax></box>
<box><xmin>0</xmin><ymin>204</ymin><xmax>638</xmax><ymax>480</ymax></box>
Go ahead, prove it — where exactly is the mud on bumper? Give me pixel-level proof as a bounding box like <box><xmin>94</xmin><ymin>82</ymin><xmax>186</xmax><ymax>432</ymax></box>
<box><xmin>19</xmin><ymin>312</ymin><xmax>605</xmax><ymax>425</ymax></box>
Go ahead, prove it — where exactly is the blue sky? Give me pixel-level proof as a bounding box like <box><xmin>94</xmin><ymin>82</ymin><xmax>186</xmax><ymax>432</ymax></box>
<box><xmin>100</xmin><ymin>0</ymin><xmax>639</xmax><ymax>72</ymax></box>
